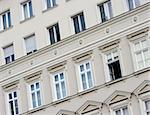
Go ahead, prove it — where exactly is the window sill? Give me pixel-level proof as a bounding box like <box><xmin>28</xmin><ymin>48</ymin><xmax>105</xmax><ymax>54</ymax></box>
<box><xmin>0</xmin><ymin>26</ymin><xmax>13</xmax><ymax>34</ymax></box>
<box><xmin>20</xmin><ymin>15</ymin><xmax>35</xmax><ymax>24</ymax></box>
<box><xmin>77</xmin><ymin>86</ymin><xmax>97</xmax><ymax>96</ymax></box>
<box><xmin>52</xmin><ymin>96</ymin><xmax>70</xmax><ymax>105</ymax></box>
<box><xmin>42</xmin><ymin>5</ymin><xmax>58</xmax><ymax>13</ymax></box>
<box><xmin>28</xmin><ymin>106</ymin><xmax>45</xmax><ymax>114</ymax></box>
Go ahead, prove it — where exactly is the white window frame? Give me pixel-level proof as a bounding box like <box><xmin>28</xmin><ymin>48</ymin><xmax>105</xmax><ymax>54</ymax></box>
<box><xmin>113</xmin><ymin>106</ymin><xmax>129</xmax><ymax>115</ymax></box>
<box><xmin>109</xmin><ymin>101</ymin><xmax>133</xmax><ymax>115</ymax></box>
<box><xmin>24</xmin><ymin>34</ymin><xmax>37</xmax><ymax>55</ymax></box>
<box><xmin>28</xmin><ymin>81</ymin><xmax>42</xmax><ymax>109</ymax></box>
<box><xmin>52</xmin><ymin>71</ymin><xmax>68</xmax><ymax>101</ymax></box>
<box><xmin>21</xmin><ymin>0</ymin><xmax>33</xmax><ymax>20</ymax></box>
<box><xmin>43</xmin><ymin>0</ymin><xmax>57</xmax><ymax>10</ymax></box>
<box><xmin>71</xmin><ymin>12</ymin><xmax>86</xmax><ymax>34</ymax></box>
<box><xmin>98</xmin><ymin>0</ymin><xmax>113</xmax><ymax>22</ymax></box>
<box><xmin>76</xmin><ymin>60</ymin><xmax>94</xmax><ymax>92</ymax></box>
<box><xmin>103</xmin><ymin>48</ymin><xmax>122</xmax><ymax>82</ymax></box>
<box><xmin>138</xmin><ymin>93</ymin><xmax>150</xmax><ymax>115</ymax></box>
<box><xmin>130</xmin><ymin>36</ymin><xmax>150</xmax><ymax>71</ymax></box>
<box><xmin>3</xmin><ymin>44</ymin><xmax>15</xmax><ymax>64</ymax></box>
<box><xmin>5</xmin><ymin>90</ymin><xmax>20</xmax><ymax>115</ymax></box>
<box><xmin>0</xmin><ymin>10</ymin><xmax>11</xmax><ymax>31</ymax></box>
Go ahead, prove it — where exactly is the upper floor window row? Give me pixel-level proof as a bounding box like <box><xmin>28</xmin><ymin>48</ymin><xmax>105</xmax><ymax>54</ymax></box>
<box><xmin>0</xmin><ymin>0</ymin><xmax>141</xmax><ymax>33</ymax></box>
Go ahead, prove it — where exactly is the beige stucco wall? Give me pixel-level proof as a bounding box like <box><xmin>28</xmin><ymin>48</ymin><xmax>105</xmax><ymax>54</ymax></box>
<box><xmin>0</xmin><ymin>0</ymin><xmax>149</xmax><ymax>115</ymax></box>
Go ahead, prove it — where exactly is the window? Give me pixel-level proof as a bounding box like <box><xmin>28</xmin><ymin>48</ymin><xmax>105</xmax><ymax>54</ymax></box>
<box><xmin>24</xmin><ymin>34</ymin><xmax>37</xmax><ymax>55</ymax></box>
<box><xmin>21</xmin><ymin>0</ymin><xmax>33</xmax><ymax>20</ymax></box>
<box><xmin>48</xmin><ymin>23</ymin><xmax>60</xmax><ymax>45</ymax></box>
<box><xmin>78</xmin><ymin>61</ymin><xmax>94</xmax><ymax>91</ymax></box>
<box><xmin>53</xmin><ymin>72</ymin><xmax>67</xmax><ymax>100</ymax></box>
<box><xmin>98</xmin><ymin>0</ymin><xmax>113</xmax><ymax>22</ymax></box>
<box><xmin>114</xmin><ymin>106</ymin><xmax>129</xmax><ymax>115</ymax></box>
<box><xmin>44</xmin><ymin>0</ymin><xmax>56</xmax><ymax>9</ymax></box>
<box><xmin>8</xmin><ymin>91</ymin><xmax>19</xmax><ymax>115</ymax></box>
<box><xmin>127</xmin><ymin>0</ymin><xmax>140</xmax><ymax>10</ymax></box>
<box><xmin>0</xmin><ymin>10</ymin><xmax>12</xmax><ymax>31</ymax></box>
<box><xmin>106</xmin><ymin>49</ymin><xmax>122</xmax><ymax>81</ymax></box>
<box><xmin>72</xmin><ymin>12</ymin><xmax>86</xmax><ymax>34</ymax></box>
<box><xmin>3</xmin><ymin>44</ymin><xmax>15</xmax><ymax>64</ymax></box>
<box><xmin>145</xmin><ymin>100</ymin><xmax>150</xmax><ymax>115</ymax></box>
<box><xmin>29</xmin><ymin>82</ymin><xmax>42</xmax><ymax>108</ymax></box>
<box><xmin>133</xmin><ymin>39</ymin><xmax>150</xmax><ymax>70</ymax></box>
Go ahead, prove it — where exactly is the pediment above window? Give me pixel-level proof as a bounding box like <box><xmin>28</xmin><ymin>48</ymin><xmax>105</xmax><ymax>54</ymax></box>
<box><xmin>76</xmin><ymin>100</ymin><xmax>102</xmax><ymax>115</ymax></box>
<box><xmin>56</xmin><ymin>110</ymin><xmax>75</xmax><ymax>115</ymax></box>
<box><xmin>24</xmin><ymin>70</ymin><xmax>42</xmax><ymax>83</ymax></box>
<box><xmin>134</xmin><ymin>80</ymin><xmax>150</xmax><ymax>96</ymax></box>
<box><xmin>104</xmin><ymin>90</ymin><xmax>131</xmax><ymax>105</ymax></box>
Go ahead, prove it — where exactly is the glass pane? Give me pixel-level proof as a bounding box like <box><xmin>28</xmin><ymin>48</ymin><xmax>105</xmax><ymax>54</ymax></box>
<box><xmin>147</xmin><ymin>112</ymin><xmax>150</xmax><ymax>115</ymax></box>
<box><xmin>31</xmin><ymin>84</ymin><xmax>34</xmax><ymax>91</ymax></box>
<box><xmin>80</xmin><ymin>65</ymin><xmax>84</xmax><ymax>72</ymax></box>
<box><xmin>49</xmin><ymin>27</ymin><xmax>55</xmax><ymax>44</ymax></box>
<box><xmin>61</xmin><ymin>81</ymin><xmax>66</xmax><ymax>97</ymax></box>
<box><xmin>81</xmin><ymin>73</ymin><xmax>87</xmax><ymax>90</ymax></box>
<box><xmin>23</xmin><ymin>4</ymin><xmax>28</xmax><ymax>19</ymax></box>
<box><xmin>80</xmin><ymin>13</ymin><xmax>86</xmax><ymax>31</ymax></box>
<box><xmin>123</xmin><ymin>107</ymin><xmax>129</xmax><ymax>115</ymax></box>
<box><xmin>99</xmin><ymin>4</ymin><xmax>106</xmax><ymax>22</ymax></box>
<box><xmin>145</xmin><ymin>100</ymin><xmax>150</xmax><ymax>110</ymax></box>
<box><xmin>143</xmin><ymin>50</ymin><xmax>150</xmax><ymax>66</ymax></box>
<box><xmin>55</xmin><ymin>75</ymin><xmax>59</xmax><ymax>82</ymax></box>
<box><xmin>141</xmin><ymin>40</ymin><xmax>147</xmax><ymax>49</ymax></box>
<box><xmin>107</xmin><ymin>53</ymin><xmax>112</xmax><ymax>62</ymax></box>
<box><xmin>60</xmin><ymin>73</ymin><xmax>64</xmax><ymax>80</ymax></box>
<box><xmin>136</xmin><ymin>52</ymin><xmax>144</xmax><ymax>68</ymax></box>
<box><xmin>15</xmin><ymin>100</ymin><xmax>19</xmax><ymax>114</ymax></box>
<box><xmin>115</xmin><ymin>110</ymin><xmax>121</xmax><ymax>115</ymax></box>
<box><xmin>56</xmin><ymin>83</ymin><xmax>61</xmax><ymax>99</ymax></box>
<box><xmin>113</xmin><ymin>50</ymin><xmax>118</xmax><ymax>59</ymax></box>
<box><xmin>32</xmin><ymin>93</ymin><xmax>36</xmax><ymax>108</ymax></box>
<box><xmin>55</xmin><ymin>23</ymin><xmax>60</xmax><ymax>42</ymax></box>
<box><xmin>134</xmin><ymin>42</ymin><xmax>141</xmax><ymax>51</ymax></box>
<box><xmin>13</xmin><ymin>91</ymin><xmax>17</xmax><ymax>98</ymax></box>
<box><xmin>73</xmin><ymin>16</ymin><xmax>80</xmax><ymax>34</ymax></box>
<box><xmin>9</xmin><ymin>101</ymin><xmax>14</xmax><ymax>115</ymax></box>
<box><xmin>29</xmin><ymin>1</ymin><xmax>33</xmax><ymax>17</ymax></box>
<box><xmin>37</xmin><ymin>91</ymin><xmax>41</xmax><ymax>106</ymax></box>
<box><xmin>2</xmin><ymin>14</ymin><xmax>6</xmax><ymax>29</ymax></box>
<box><xmin>128</xmin><ymin>0</ymin><xmax>134</xmax><ymax>10</ymax></box>
<box><xmin>86</xmin><ymin>62</ymin><xmax>90</xmax><ymax>70</ymax></box>
<box><xmin>7</xmin><ymin>12</ymin><xmax>11</xmax><ymax>27</ymax></box>
<box><xmin>9</xmin><ymin>93</ymin><xmax>12</xmax><ymax>99</ymax></box>
<box><xmin>87</xmin><ymin>71</ymin><xmax>93</xmax><ymax>88</ymax></box>
<box><xmin>36</xmin><ymin>82</ymin><xmax>40</xmax><ymax>89</ymax></box>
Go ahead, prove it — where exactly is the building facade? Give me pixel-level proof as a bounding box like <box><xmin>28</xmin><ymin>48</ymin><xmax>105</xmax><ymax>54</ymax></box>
<box><xmin>0</xmin><ymin>0</ymin><xmax>150</xmax><ymax>115</ymax></box>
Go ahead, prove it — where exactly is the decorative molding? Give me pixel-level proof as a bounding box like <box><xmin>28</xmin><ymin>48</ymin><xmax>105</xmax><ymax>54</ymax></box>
<box><xmin>48</xmin><ymin>61</ymin><xmax>66</xmax><ymax>73</ymax></box>
<box><xmin>76</xmin><ymin>100</ymin><xmax>102</xmax><ymax>115</ymax></box>
<box><xmin>127</xmin><ymin>27</ymin><xmax>149</xmax><ymax>41</ymax></box>
<box><xmin>99</xmin><ymin>39</ymin><xmax>120</xmax><ymax>52</ymax></box>
<box><xmin>24</xmin><ymin>70</ymin><xmax>42</xmax><ymax>83</ymax></box>
<box><xmin>133</xmin><ymin>80</ymin><xmax>150</xmax><ymax>96</ymax></box>
<box><xmin>2</xmin><ymin>80</ymin><xmax>19</xmax><ymax>91</ymax></box>
<box><xmin>104</xmin><ymin>90</ymin><xmax>131</xmax><ymax>105</ymax></box>
<box><xmin>72</xmin><ymin>50</ymin><xmax>93</xmax><ymax>63</ymax></box>
<box><xmin>56</xmin><ymin>110</ymin><xmax>75</xmax><ymax>115</ymax></box>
